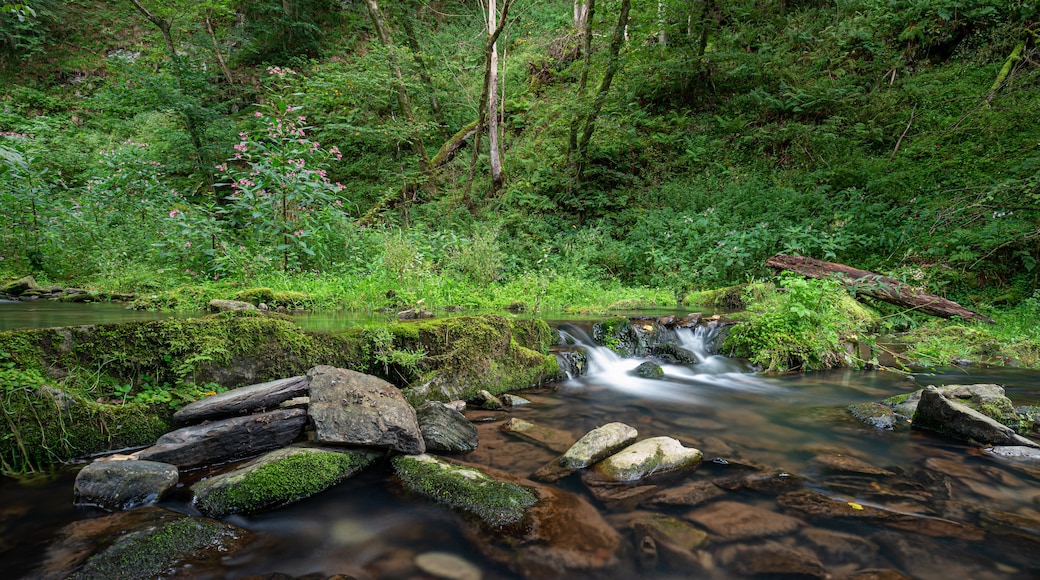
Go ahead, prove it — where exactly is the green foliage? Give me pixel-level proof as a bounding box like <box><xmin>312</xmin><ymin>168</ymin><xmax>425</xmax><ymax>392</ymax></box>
<box><xmin>723</xmin><ymin>275</ymin><xmax>879</xmax><ymax>371</ymax></box>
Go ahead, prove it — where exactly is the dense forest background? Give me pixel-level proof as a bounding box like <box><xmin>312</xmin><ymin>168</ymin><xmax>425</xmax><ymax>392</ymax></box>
<box><xmin>1</xmin><ymin>0</ymin><xmax>1038</xmax><ymax>310</ymax></box>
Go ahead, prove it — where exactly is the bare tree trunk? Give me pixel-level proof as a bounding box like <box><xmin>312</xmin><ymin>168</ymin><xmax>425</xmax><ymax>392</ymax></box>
<box><xmin>574</xmin><ymin>0</ymin><xmax>588</xmax><ymax>30</ymax></box>
<box><xmin>488</xmin><ymin>0</ymin><xmax>504</xmax><ymax>191</ymax></box>
<box><xmin>364</xmin><ymin>0</ymin><xmax>432</xmax><ymax>173</ymax></box>
<box><xmin>574</xmin><ymin>0</ymin><xmax>631</xmax><ymax>184</ymax></box>
<box><xmin>128</xmin><ymin>0</ymin><xmax>176</xmax><ymax>62</ymax></box>
<box><xmin>657</xmin><ymin>0</ymin><xmax>666</xmax><ymax>46</ymax></box>
<box><xmin>463</xmin><ymin>0</ymin><xmax>513</xmax><ymax>206</ymax></box>
<box><xmin>204</xmin><ymin>13</ymin><xmax>235</xmax><ymax>87</ymax></box>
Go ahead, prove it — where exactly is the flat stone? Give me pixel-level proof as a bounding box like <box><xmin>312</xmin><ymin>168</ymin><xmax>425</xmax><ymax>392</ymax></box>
<box><xmin>848</xmin><ymin>401</ymin><xmax>900</xmax><ymax>430</ymax></box>
<box><xmin>135</xmin><ymin>408</ymin><xmax>307</xmax><ymax>469</ymax></box>
<box><xmin>912</xmin><ymin>386</ymin><xmax>1038</xmax><ymax>447</ymax></box>
<box><xmin>873</xmin><ymin>530</ymin><xmax>987</xmax><ymax>580</ymax></box>
<box><xmin>173</xmin><ymin>376</ymin><xmax>309</xmax><ymax>423</ymax></box>
<box><xmin>74</xmin><ymin>460</ymin><xmax>178</xmax><ymax>511</ymax></box>
<box><xmin>586</xmin><ymin>437</ymin><xmax>702</xmax><ymax>483</ymax></box>
<box><xmin>415</xmin><ymin>551</ymin><xmax>482</xmax><ymax>580</ymax></box>
<box><xmin>207</xmin><ymin>299</ymin><xmax>256</xmax><ymax>312</ymax></box>
<box><xmin>716</xmin><ymin>541</ymin><xmax>826</xmax><ymax>579</ymax></box>
<box><xmin>686</xmin><ymin>500</ymin><xmax>802</xmax><ymax>541</ymax></box>
<box><xmin>712</xmin><ymin>468</ymin><xmax>803</xmax><ymax>493</ymax></box>
<box><xmin>800</xmin><ymin>527</ymin><xmax>878</xmax><ymax>565</ymax></box>
<box><xmin>501</xmin><ymin>418</ymin><xmax>575</xmax><ymax>454</ymax></box>
<box><xmin>417</xmin><ymin>401</ymin><xmax>479</xmax><ymax>453</ymax></box>
<box><xmin>641</xmin><ymin>479</ymin><xmax>726</xmax><ymax>509</ymax></box>
<box><xmin>500</xmin><ymin>394</ymin><xmax>531</xmax><ymax>407</ymax></box>
<box><xmin>809</xmin><ymin>453</ymin><xmax>894</xmax><ymax>476</ymax></box>
<box><xmin>846</xmin><ymin>570</ymin><xmax>915</xmax><ymax>580</ymax></box>
<box><xmin>632</xmin><ymin>512</ymin><xmax>708</xmax><ymax>553</ymax></box>
<box><xmin>192</xmin><ymin>445</ymin><xmax>378</xmax><ymax>517</ymax></box>
<box><xmin>308</xmin><ymin>365</ymin><xmax>425</xmax><ymax>454</ymax></box>
<box><xmin>559</xmin><ymin>422</ymin><xmax>638</xmax><ymax>469</ymax></box>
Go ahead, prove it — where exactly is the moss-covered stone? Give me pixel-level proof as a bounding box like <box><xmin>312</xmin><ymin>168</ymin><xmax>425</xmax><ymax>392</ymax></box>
<box><xmin>193</xmin><ymin>446</ymin><xmax>379</xmax><ymax>516</ymax></box>
<box><xmin>392</xmin><ymin>454</ymin><xmax>537</xmax><ymax>528</ymax></box>
<box><xmin>592</xmin><ymin>317</ymin><xmax>646</xmax><ymax>357</ymax></box>
<box><xmin>69</xmin><ymin>513</ymin><xmax>243</xmax><ymax>579</ymax></box>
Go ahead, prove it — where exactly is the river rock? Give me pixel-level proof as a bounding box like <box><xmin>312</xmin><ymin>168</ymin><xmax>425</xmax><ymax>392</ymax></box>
<box><xmin>686</xmin><ymin>500</ymin><xmax>802</xmax><ymax>541</ymax></box>
<box><xmin>809</xmin><ymin>453</ymin><xmax>895</xmax><ymax>476</ymax></box>
<box><xmin>135</xmin><ymin>408</ymin><xmax>307</xmax><ymax>469</ymax></box>
<box><xmin>392</xmin><ymin>454</ymin><xmax>537</xmax><ymax>527</ymax></box>
<box><xmin>474</xmin><ymin>389</ymin><xmax>504</xmax><ymax>410</ymax></box>
<box><xmin>585</xmin><ymin>437</ymin><xmax>702</xmax><ymax>484</ymax></box>
<box><xmin>417</xmin><ymin>401</ymin><xmax>479</xmax><ymax>453</ymax></box>
<box><xmin>886</xmin><ymin>384</ymin><xmax>1016</xmax><ymax>422</ymax></box>
<box><xmin>848</xmin><ymin>401</ymin><xmax>901</xmax><ymax>430</ymax></box>
<box><xmin>716</xmin><ymin>541</ymin><xmax>826</xmax><ymax>579</ymax></box>
<box><xmin>36</xmin><ymin>507</ymin><xmax>246</xmax><ymax>580</ymax></box>
<box><xmin>912</xmin><ymin>386</ymin><xmax>1039</xmax><ymax>447</ymax></box>
<box><xmin>872</xmin><ymin>530</ymin><xmax>986</xmax><ymax>580</ymax></box>
<box><xmin>74</xmin><ymin>459</ymin><xmax>178</xmax><ymax>511</ymax></box>
<box><xmin>561</xmin><ymin>422</ymin><xmax>639</xmax><ymax>469</ymax></box>
<box><xmin>193</xmin><ymin>445</ymin><xmax>379</xmax><ymax>516</ymax></box>
<box><xmin>173</xmin><ymin>375</ymin><xmax>309</xmax><ymax>423</ymax></box>
<box><xmin>634</xmin><ymin>361</ymin><xmax>664</xmax><ymax>379</ymax></box>
<box><xmin>415</xmin><ymin>551</ymin><xmax>483</xmax><ymax>580</ymax></box>
<box><xmin>650</xmin><ymin>342</ymin><xmax>699</xmax><ymax>365</ymax></box>
<box><xmin>631</xmin><ymin>512</ymin><xmax>708</xmax><ymax>568</ymax></box>
<box><xmin>1</xmin><ymin>276</ymin><xmax>41</xmax><ymax>296</ymax></box>
<box><xmin>501</xmin><ymin>418</ymin><xmax>575</xmax><ymax>453</ymax></box>
<box><xmin>308</xmin><ymin>365</ymin><xmax>425</xmax><ymax>454</ymax></box>
<box><xmin>712</xmin><ymin>468</ymin><xmax>804</xmax><ymax>493</ymax></box>
<box><xmin>800</xmin><ymin>527</ymin><xmax>879</xmax><ymax>565</ymax></box>
<box><xmin>641</xmin><ymin>479</ymin><xmax>726</xmax><ymax>509</ymax></box>
<box><xmin>555</xmin><ymin>350</ymin><xmax>588</xmax><ymax>378</ymax></box>
<box><xmin>501</xmin><ymin>393</ymin><xmax>531</xmax><ymax>407</ymax></box>
<box><xmin>207</xmin><ymin>299</ymin><xmax>257</xmax><ymax>312</ymax></box>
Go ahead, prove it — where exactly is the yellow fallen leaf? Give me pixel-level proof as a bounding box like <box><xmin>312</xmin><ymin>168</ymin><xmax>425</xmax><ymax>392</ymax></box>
<box><xmin>848</xmin><ymin>502</ymin><xmax>864</xmax><ymax>510</ymax></box>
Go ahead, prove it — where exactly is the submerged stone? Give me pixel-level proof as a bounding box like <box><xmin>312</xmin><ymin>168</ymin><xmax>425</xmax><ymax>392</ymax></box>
<box><xmin>173</xmin><ymin>375</ymin><xmax>309</xmax><ymax>424</ymax></box>
<box><xmin>912</xmin><ymin>386</ymin><xmax>1039</xmax><ymax>447</ymax></box>
<box><xmin>588</xmin><ymin>437</ymin><xmax>702</xmax><ymax>483</ymax></box>
<box><xmin>414</xmin><ymin>551</ymin><xmax>483</xmax><ymax>580</ymax></box>
<box><xmin>501</xmin><ymin>418</ymin><xmax>575</xmax><ymax>454</ymax></box>
<box><xmin>848</xmin><ymin>401</ymin><xmax>900</xmax><ymax>430</ymax></box>
<box><xmin>308</xmin><ymin>365</ymin><xmax>425</xmax><ymax>454</ymax></box>
<box><xmin>686</xmin><ymin>500</ymin><xmax>802</xmax><ymax>541</ymax></box>
<box><xmin>74</xmin><ymin>459</ymin><xmax>178</xmax><ymax>511</ymax></box>
<box><xmin>135</xmin><ymin>408</ymin><xmax>307</xmax><ymax>469</ymax></box>
<box><xmin>716</xmin><ymin>541</ymin><xmax>826</xmax><ymax>579</ymax></box>
<box><xmin>392</xmin><ymin>454</ymin><xmax>537</xmax><ymax>527</ymax></box>
<box><xmin>640</xmin><ymin>479</ymin><xmax>726</xmax><ymax>509</ymax></box>
<box><xmin>417</xmin><ymin>401</ymin><xmax>479</xmax><ymax>453</ymax></box>
<box><xmin>501</xmin><ymin>393</ymin><xmax>531</xmax><ymax>407</ymax></box>
<box><xmin>560</xmin><ymin>422</ymin><xmax>638</xmax><ymax>469</ymax></box>
<box><xmin>193</xmin><ymin>445</ymin><xmax>379</xmax><ymax>517</ymax></box>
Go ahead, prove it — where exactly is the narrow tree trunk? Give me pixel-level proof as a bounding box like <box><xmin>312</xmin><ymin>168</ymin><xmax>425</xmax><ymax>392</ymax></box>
<box><xmin>566</xmin><ymin>0</ymin><xmax>596</xmax><ymax>165</ymax></box>
<box><xmin>364</xmin><ymin>0</ymin><xmax>432</xmax><ymax>173</ymax></box>
<box><xmin>204</xmin><ymin>13</ymin><xmax>235</xmax><ymax>87</ymax></box>
<box><xmin>463</xmin><ymin>0</ymin><xmax>513</xmax><ymax>206</ymax></box>
<box><xmin>657</xmin><ymin>0</ymin><xmax>666</xmax><ymax>46</ymax></box>
<box><xmin>574</xmin><ymin>0</ymin><xmax>631</xmax><ymax>184</ymax></box>
<box><xmin>765</xmin><ymin>254</ymin><xmax>995</xmax><ymax>324</ymax></box>
<box><xmin>400</xmin><ymin>10</ymin><xmax>448</xmax><ymax>137</ymax></box>
<box><xmin>488</xmin><ymin>0</ymin><xmax>504</xmax><ymax>191</ymax></box>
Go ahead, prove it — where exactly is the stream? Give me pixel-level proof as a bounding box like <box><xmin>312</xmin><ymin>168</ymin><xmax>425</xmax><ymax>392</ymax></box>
<box><xmin>1</xmin><ymin>309</ymin><xmax>1040</xmax><ymax>578</ymax></box>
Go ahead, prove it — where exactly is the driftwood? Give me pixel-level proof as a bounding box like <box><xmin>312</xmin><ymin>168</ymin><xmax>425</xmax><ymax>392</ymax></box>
<box><xmin>765</xmin><ymin>254</ymin><xmax>995</xmax><ymax>324</ymax></box>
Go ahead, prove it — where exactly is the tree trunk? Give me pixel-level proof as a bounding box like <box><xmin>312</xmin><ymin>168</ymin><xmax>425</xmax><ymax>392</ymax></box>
<box><xmin>400</xmin><ymin>9</ymin><xmax>448</xmax><ymax>138</ymax></box>
<box><xmin>364</xmin><ymin>0</ymin><xmax>432</xmax><ymax>173</ymax></box>
<box><xmin>204</xmin><ymin>13</ymin><xmax>235</xmax><ymax>87</ymax></box>
<box><xmin>657</xmin><ymin>0</ymin><xmax>666</xmax><ymax>46</ymax></box>
<box><xmin>574</xmin><ymin>0</ymin><xmax>588</xmax><ymax>30</ymax></box>
<box><xmin>566</xmin><ymin>0</ymin><xmax>596</xmax><ymax>165</ymax></box>
<box><xmin>574</xmin><ymin>0</ymin><xmax>631</xmax><ymax>184</ymax></box>
<box><xmin>765</xmin><ymin>254</ymin><xmax>995</xmax><ymax>324</ymax></box>
<box><xmin>488</xmin><ymin>0</ymin><xmax>504</xmax><ymax>191</ymax></box>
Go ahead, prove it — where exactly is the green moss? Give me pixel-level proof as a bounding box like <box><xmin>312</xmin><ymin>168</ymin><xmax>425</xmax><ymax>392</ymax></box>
<box><xmin>194</xmin><ymin>448</ymin><xmax>377</xmax><ymax>516</ymax></box>
<box><xmin>70</xmin><ymin>516</ymin><xmax>240</xmax><ymax>580</ymax></box>
<box><xmin>392</xmin><ymin>454</ymin><xmax>537</xmax><ymax>528</ymax></box>
<box><xmin>234</xmin><ymin>287</ymin><xmax>276</xmax><ymax>305</ymax></box>
<box><xmin>883</xmin><ymin>393</ymin><xmax>911</xmax><ymax>406</ymax></box>
<box><xmin>592</xmin><ymin>316</ymin><xmax>644</xmax><ymax>357</ymax></box>
<box><xmin>901</xmin><ymin>321</ymin><xmax>1040</xmax><ymax>368</ymax></box>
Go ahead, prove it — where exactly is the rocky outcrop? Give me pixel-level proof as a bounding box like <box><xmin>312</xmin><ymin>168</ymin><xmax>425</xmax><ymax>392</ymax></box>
<box><xmin>417</xmin><ymin>401</ymin><xmax>479</xmax><ymax>453</ymax></box>
<box><xmin>308</xmin><ymin>365</ymin><xmax>425</xmax><ymax>454</ymax></box>
<box><xmin>912</xmin><ymin>386</ymin><xmax>1039</xmax><ymax>447</ymax></box>
<box><xmin>134</xmin><ymin>408</ymin><xmax>308</xmax><ymax>468</ymax></box>
<box><xmin>192</xmin><ymin>445</ymin><xmax>379</xmax><ymax>517</ymax></box>
<box><xmin>1</xmin><ymin>275</ymin><xmax>42</xmax><ymax>296</ymax></box>
<box><xmin>73</xmin><ymin>460</ymin><xmax>178</xmax><ymax>511</ymax></box>
<box><xmin>173</xmin><ymin>376</ymin><xmax>309</xmax><ymax>423</ymax></box>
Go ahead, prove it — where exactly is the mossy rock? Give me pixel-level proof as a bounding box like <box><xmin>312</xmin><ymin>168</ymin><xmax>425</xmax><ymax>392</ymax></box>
<box><xmin>233</xmin><ymin>287</ymin><xmax>276</xmax><ymax>305</ymax></box>
<box><xmin>233</xmin><ymin>288</ymin><xmax>311</xmax><ymax>308</ymax></box>
<box><xmin>392</xmin><ymin>454</ymin><xmax>537</xmax><ymax>528</ymax></box>
<box><xmin>69</xmin><ymin>511</ymin><xmax>244</xmax><ymax>580</ymax></box>
<box><xmin>634</xmin><ymin>361</ymin><xmax>665</xmax><ymax>379</ymax></box>
<box><xmin>686</xmin><ymin>284</ymin><xmax>750</xmax><ymax>309</ymax></box>
<box><xmin>193</xmin><ymin>446</ymin><xmax>379</xmax><ymax>516</ymax></box>
<box><xmin>592</xmin><ymin>317</ymin><xmax>646</xmax><ymax>357</ymax></box>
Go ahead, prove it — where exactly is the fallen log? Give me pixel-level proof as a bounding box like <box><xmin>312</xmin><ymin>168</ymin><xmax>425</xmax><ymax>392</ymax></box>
<box><xmin>765</xmin><ymin>254</ymin><xmax>995</xmax><ymax>324</ymax></box>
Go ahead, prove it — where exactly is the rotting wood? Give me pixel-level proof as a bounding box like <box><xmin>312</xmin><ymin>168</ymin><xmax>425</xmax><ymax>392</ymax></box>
<box><xmin>765</xmin><ymin>254</ymin><xmax>995</xmax><ymax>324</ymax></box>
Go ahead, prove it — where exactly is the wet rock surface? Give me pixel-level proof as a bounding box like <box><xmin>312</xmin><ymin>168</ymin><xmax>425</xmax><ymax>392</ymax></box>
<box><xmin>501</xmin><ymin>418</ymin><xmax>575</xmax><ymax>454</ymax></box>
<box><xmin>173</xmin><ymin>376</ymin><xmax>309</xmax><ymax>423</ymax></box>
<box><xmin>417</xmin><ymin>401</ymin><xmax>479</xmax><ymax>453</ymax></box>
<box><xmin>560</xmin><ymin>422</ymin><xmax>638</xmax><ymax>469</ymax></box>
<box><xmin>686</xmin><ymin>500</ymin><xmax>802</xmax><ymax>541</ymax></box>
<box><xmin>308</xmin><ymin>365</ymin><xmax>425</xmax><ymax>454</ymax></box>
<box><xmin>73</xmin><ymin>460</ymin><xmax>178</xmax><ymax>511</ymax></box>
<box><xmin>585</xmin><ymin>437</ymin><xmax>702</xmax><ymax>484</ymax></box>
<box><xmin>848</xmin><ymin>401</ymin><xmax>901</xmax><ymax>430</ymax></box>
<box><xmin>912</xmin><ymin>386</ymin><xmax>1039</xmax><ymax>447</ymax></box>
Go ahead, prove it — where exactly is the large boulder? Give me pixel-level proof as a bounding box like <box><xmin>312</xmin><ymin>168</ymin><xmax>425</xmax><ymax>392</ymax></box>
<box><xmin>584</xmin><ymin>437</ymin><xmax>703</xmax><ymax>484</ymax></box>
<box><xmin>416</xmin><ymin>401</ymin><xmax>478</xmax><ymax>453</ymax></box>
<box><xmin>885</xmin><ymin>384</ymin><xmax>1016</xmax><ymax>423</ymax></box>
<box><xmin>912</xmin><ymin>386</ymin><xmax>1039</xmax><ymax>447</ymax></box>
<box><xmin>1</xmin><ymin>276</ymin><xmax>41</xmax><ymax>296</ymax></box>
<box><xmin>74</xmin><ymin>459</ymin><xmax>179</xmax><ymax>511</ymax></box>
<box><xmin>135</xmin><ymin>408</ymin><xmax>307</xmax><ymax>468</ymax></box>
<box><xmin>192</xmin><ymin>445</ymin><xmax>379</xmax><ymax>516</ymax></box>
<box><xmin>173</xmin><ymin>375</ymin><xmax>309</xmax><ymax>424</ymax></box>
<box><xmin>308</xmin><ymin>365</ymin><xmax>425</xmax><ymax>454</ymax></box>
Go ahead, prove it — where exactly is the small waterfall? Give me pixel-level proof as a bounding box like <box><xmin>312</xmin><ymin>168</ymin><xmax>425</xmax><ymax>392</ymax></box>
<box><xmin>555</xmin><ymin>321</ymin><xmax>779</xmax><ymax>403</ymax></box>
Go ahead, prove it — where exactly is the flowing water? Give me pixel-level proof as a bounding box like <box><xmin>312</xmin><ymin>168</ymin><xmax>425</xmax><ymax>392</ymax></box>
<box><xmin>2</xmin><ymin>315</ymin><xmax>1040</xmax><ymax>579</ymax></box>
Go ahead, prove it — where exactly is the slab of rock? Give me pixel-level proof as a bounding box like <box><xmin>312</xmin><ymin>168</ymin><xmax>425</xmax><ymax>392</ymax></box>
<box><xmin>631</xmin><ymin>512</ymin><xmax>708</xmax><ymax>569</ymax></box>
<box><xmin>193</xmin><ymin>445</ymin><xmax>379</xmax><ymax>516</ymax></box>
<box><xmin>686</xmin><ymin>500</ymin><xmax>802</xmax><ymax>541</ymax></box>
<box><xmin>208</xmin><ymin>299</ymin><xmax>256</xmax><ymax>312</ymax></box>
<box><xmin>809</xmin><ymin>453</ymin><xmax>894</xmax><ymax>476</ymax></box>
<box><xmin>417</xmin><ymin>401</ymin><xmax>478</xmax><ymax>453</ymax></box>
<box><xmin>848</xmin><ymin>401</ymin><xmax>901</xmax><ymax>430</ymax></box>
<box><xmin>501</xmin><ymin>418</ymin><xmax>575</xmax><ymax>454</ymax></box>
<box><xmin>135</xmin><ymin>408</ymin><xmax>307</xmax><ymax>469</ymax></box>
<box><xmin>308</xmin><ymin>365</ymin><xmax>425</xmax><ymax>454</ymax></box>
<box><xmin>415</xmin><ymin>551</ymin><xmax>483</xmax><ymax>580</ymax></box>
<box><xmin>585</xmin><ymin>437</ymin><xmax>702</xmax><ymax>484</ymax></box>
<box><xmin>716</xmin><ymin>541</ymin><xmax>826</xmax><ymax>579</ymax></box>
<box><xmin>712</xmin><ymin>468</ymin><xmax>804</xmax><ymax>493</ymax></box>
<box><xmin>1</xmin><ymin>276</ymin><xmax>41</xmax><ymax>296</ymax></box>
<box><xmin>501</xmin><ymin>394</ymin><xmax>531</xmax><ymax>407</ymax></box>
<box><xmin>800</xmin><ymin>527</ymin><xmax>879</xmax><ymax>566</ymax></box>
<box><xmin>641</xmin><ymin>479</ymin><xmax>726</xmax><ymax>509</ymax></box>
<box><xmin>560</xmin><ymin>422</ymin><xmax>638</xmax><ymax>469</ymax></box>
<box><xmin>173</xmin><ymin>376</ymin><xmax>309</xmax><ymax>424</ymax></box>
<box><xmin>74</xmin><ymin>459</ymin><xmax>178</xmax><ymax>511</ymax></box>
<box><xmin>36</xmin><ymin>508</ymin><xmax>247</xmax><ymax>580</ymax></box>
<box><xmin>912</xmin><ymin>386</ymin><xmax>1038</xmax><ymax>447</ymax></box>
